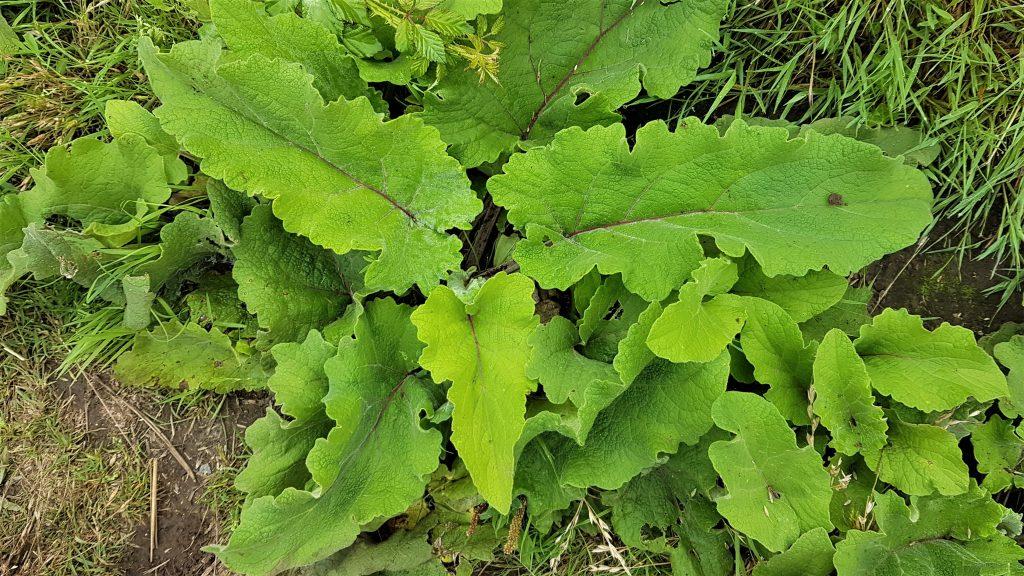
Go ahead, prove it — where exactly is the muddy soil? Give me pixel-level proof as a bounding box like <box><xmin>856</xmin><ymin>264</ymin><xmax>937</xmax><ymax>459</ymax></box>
<box><xmin>57</xmin><ymin>376</ymin><xmax>266</xmax><ymax>576</ymax></box>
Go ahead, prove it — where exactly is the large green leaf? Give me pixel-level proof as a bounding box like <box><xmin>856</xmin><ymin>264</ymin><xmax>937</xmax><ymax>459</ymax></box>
<box><xmin>709</xmin><ymin>391</ymin><xmax>834</xmax><ymax>552</ymax></box>
<box><xmin>834</xmin><ymin>488</ymin><xmax>1023</xmax><ymax>576</ymax></box>
<box><xmin>411</xmin><ymin>273</ymin><xmax>538</xmax><ymax>513</ymax></box>
<box><xmin>233</xmin><ymin>205</ymin><xmax>355</xmax><ymax>343</ymax></box>
<box><xmin>209</xmin><ymin>0</ymin><xmax>380</xmax><ymax>107</ymax></box>
<box><xmin>855</xmin><ymin>308</ymin><xmax>1008</xmax><ymax>412</ymax></box>
<box><xmin>419</xmin><ymin>0</ymin><xmax>727</xmax><ymax>167</ymax></box>
<box><xmin>863</xmin><ymin>419</ymin><xmax>969</xmax><ymax>496</ymax></box>
<box><xmin>212</xmin><ymin>299</ymin><xmax>441</xmax><ymax>575</ymax></box>
<box><xmin>235</xmin><ymin>331</ymin><xmax>336</xmax><ymax>500</ymax></box>
<box><xmin>104</xmin><ymin>99</ymin><xmax>188</xmax><ymax>184</ymax></box>
<box><xmin>488</xmin><ymin>120</ymin><xmax>932</xmax><ymax>302</ymax></box>
<box><xmin>139</xmin><ymin>38</ymin><xmax>481</xmax><ymax>293</ymax></box>
<box><xmin>994</xmin><ymin>336</ymin><xmax>1024</xmax><ymax>416</ymax></box>
<box><xmin>811</xmin><ymin>329</ymin><xmax>887</xmax><ymax>456</ymax></box>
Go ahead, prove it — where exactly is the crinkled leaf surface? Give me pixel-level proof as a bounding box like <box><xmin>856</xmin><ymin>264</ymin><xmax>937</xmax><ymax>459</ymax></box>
<box><xmin>559</xmin><ymin>352</ymin><xmax>729</xmax><ymax>489</ymax></box>
<box><xmin>105</xmin><ymin>99</ymin><xmax>188</xmax><ymax>183</ymax></box>
<box><xmin>115</xmin><ymin>321</ymin><xmax>268</xmax><ymax>392</ymax></box>
<box><xmin>134</xmin><ymin>212</ymin><xmax>225</xmax><ymax>290</ymax></box>
<box><xmin>488</xmin><ymin>120</ymin><xmax>932</xmax><ymax>301</ymax></box>
<box><xmin>811</xmin><ymin>329</ymin><xmax>887</xmax><ymax>456</ymax></box>
<box><xmin>799</xmin><ymin>285</ymin><xmax>872</xmax><ymax>343</ymax></box>
<box><xmin>234</xmin><ymin>205</ymin><xmax>354</xmax><ymax>343</ymax></box>
<box><xmin>736</xmin><ymin>296</ymin><xmax>816</xmax><ymax>424</ymax></box>
<box><xmin>834</xmin><ymin>488</ymin><xmax>1023</xmax><ymax>576</ymax></box>
<box><xmin>139</xmin><ymin>38</ymin><xmax>480</xmax><ymax>293</ymax></box>
<box><xmin>604</xmin><ymin>429</ymin><xmax>726</xmax><ymax>551</ymax></box>
<box><xmin>863</xmin><ymin>419</ymin><xmax>969</xmax><ymax>496</ymax></box>
<box><xmin>207</xmin><ymin>179</ymin><xmax>255</xmax><ymax>243</ymax></box>
<box><xmin>213</xmin><ymin>299</ymin><xmax>441</xmax><ymax>575</ymax></box>
<box><xmin>420</xmin><ymin>0</ymin><xmax>726</xmax><ymax>167</ymax></box>
<box><xmin>732</xmin><ymin>255</ymin><xmax>848</xmax><ymax>323</ymax></box>
<box><xmin>20</xmin><ymin>135</ymin><xmax>169</xmax><ymax>228</ymax></box>
<box><xmin>235</xmin><ymin>331</ymin><xmax>336</xmax><ymax>500</ymax></box>
<box><xmin>525</xmin><ymin>315</ymin><xmax>627</xmax><ymax>443</ymax></box>
<box><xmin>210</xmin><ymin>0</ymin><xmax>380</xmax><ymax>107</ymax></box>
<box><xmin>709</xmin><ymin>391</ymin><xmax>833</xmax><ymax>552</ymax></box>
<box><xmin>411</xmin><ymin>272</ymin><xmax>538</xmax><ymax>513</ymax></box>
<box><xmin>855</xmin><ymin>308</ymin><xmax>1008</xmax><ymax>412</ymax></box>
<box><xmin>751</xmin><ymin>527</ymin><xmax>835</xmax><ymax>576</ymax></box>
<box><xmin>971</xmin><ymin>416</ymin><xmax>1023</xmax><ymax>493</ymax></box>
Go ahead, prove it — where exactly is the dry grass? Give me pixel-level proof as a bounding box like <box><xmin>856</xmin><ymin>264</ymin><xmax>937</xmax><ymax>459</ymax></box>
<box><xmin>0</xmin><ymin>283</ymin><xmax>151</xmax><ymax>575</ymax></box>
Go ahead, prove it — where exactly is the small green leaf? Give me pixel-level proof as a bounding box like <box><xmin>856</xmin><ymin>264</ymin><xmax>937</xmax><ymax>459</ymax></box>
<box><xmin>105</xmin><ymin>99</ymin><xmax>188</xmax><ymax>184</ymax></box>
<box><xmin>751</xmin><ymin>527</ymin><xmax>835</xmax><ymax>576</ymax></box>
<box><xmin>709</xmin><ymin>391</ymin><xmax>834</xmax><ymax>552</ymax></box>
<box><xmin>737</xmin><ymin>296</ymin><xmax>816</xmax><ymax>424</ymax></box>
<box><xmin>863</xmin><ymin>419</ymin><xmax>969</xmax><ymax>496</ymax></box>
<box><xmin>811</xmin><ymin>329</ymin><xmax>887</xmax><ymax>456</ymax></box>
<box><xmin>972</xmin><ymin>415</ymin><xmax>1024</xmax><ymax>493</ymax></box>
<box><xmin>855</xmin><ymin>308</ymin><xmax>1008</xmax><ymax>412</ymax></box>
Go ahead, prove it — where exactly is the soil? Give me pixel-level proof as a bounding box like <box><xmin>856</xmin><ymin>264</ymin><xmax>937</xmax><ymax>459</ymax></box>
<box><xmin>57</xmin><ymin>375</ymin><xmax>267</xmax><ymax>576</ymax></box>
<box><xmin>868</xmin><ymin>240</ymin><xmax>1024</xmax><ymax>334</ymax></box>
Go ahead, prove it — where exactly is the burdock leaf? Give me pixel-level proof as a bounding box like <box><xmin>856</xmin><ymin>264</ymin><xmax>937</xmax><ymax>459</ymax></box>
<box><xmin>811</xmin><ymin>329</ymin><xmax>888</xmax><ymax>456</ymax></box>
<box><xmin>709</xmin><ymin>391</ymin><xmax>834</xmax><ymax>552</ymax></box>
<box><xmin>233</xmin><ymin>205</ymin><xmax>355</xmax><ymax>343</ymax></box>
<box><xmin>412</xmin><ymin>272</ymin><xmax>538</xmax><ymax>513</ymax></box>
<box><xmin>862</xmin><ymin>419</ymin><xmax>969</xmax><ymax>496</ymax></box>
<box><xmin>212</xmin><ymin>299</ymin><xmax>441</xmax><ymax>575</ymax></box>
<box><xmin>420</xmin><ymin>0</ymin><xmax>727</xmax><ymax>167</ymax></box>
<box><xmin>139</xmin><ymin>38</ymin><xmax>480</xmax><ymax>293</ymax></box>
<box><xmin>855</xmin><ymin>308</ymin><xmax>1008</xmax><ymax>412</ymax></box>
<box><xmin>488</xmin><ymin>120</ymin><xmax>932</xmax><ymax>301</ymax></box>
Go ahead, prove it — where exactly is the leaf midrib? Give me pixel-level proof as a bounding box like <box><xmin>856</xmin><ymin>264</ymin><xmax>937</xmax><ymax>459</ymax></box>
<box><xmin>520</xmin><ymin>0</ymin><xmax>646</xmax><ymax>140</ymax></box>
<box><xmin>166</xmin><ymin>53</ymin><xmax>419</xmax><ymax>223</ymax></box>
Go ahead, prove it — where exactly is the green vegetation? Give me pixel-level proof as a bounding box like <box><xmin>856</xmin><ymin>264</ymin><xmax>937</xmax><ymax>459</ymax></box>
<box><xmin>676</xmin><ymin>0</ymin><xmax>1024</xmax><ymax>301</ymax></box>
<box><xmin>3</xmin><ymin>0</ymin><xmax>1024</xmax><ymax>575</ymax></box>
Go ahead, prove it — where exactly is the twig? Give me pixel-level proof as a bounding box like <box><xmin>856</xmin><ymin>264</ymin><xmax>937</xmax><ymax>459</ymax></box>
<box><xmin>471</xmin><ymin>259</ymin><xmax>520</xmax><ymax>279</ymax></box>
<box><xmin>88</xmin><ymin>377</ymin><xmax>197</xmax><ymax>482</ymax></box>
<box><xmin>150</xmin><ymin>458</ymin><xmax>158</xmax><ymax>563</ymax></box>
<box><xmin>1</xmin><ymin>344</ymin><xmax>26</xmax><ymax>363</ymax></box>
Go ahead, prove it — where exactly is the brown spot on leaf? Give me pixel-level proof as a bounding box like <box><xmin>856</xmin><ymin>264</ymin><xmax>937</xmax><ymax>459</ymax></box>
<box><xmin>828</xmin><ymin>193</ymin><xmax>846</xmax><ymax>206</ymax></box>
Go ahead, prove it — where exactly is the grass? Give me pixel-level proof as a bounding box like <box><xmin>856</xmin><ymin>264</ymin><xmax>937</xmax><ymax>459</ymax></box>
<box><xmin>0</xmin><ymin>281</ymin><xmax>152</xmax><ymax>575</ymax></box>
<box><xmin>0</xmin><ymin>0</ymin><xmax>197</xmax><ymax>191</ymax></box>
<box><xmin>671</xmin><ymin>0</ymin><xmax>1024</xmax><ymax>302</ymax></box>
